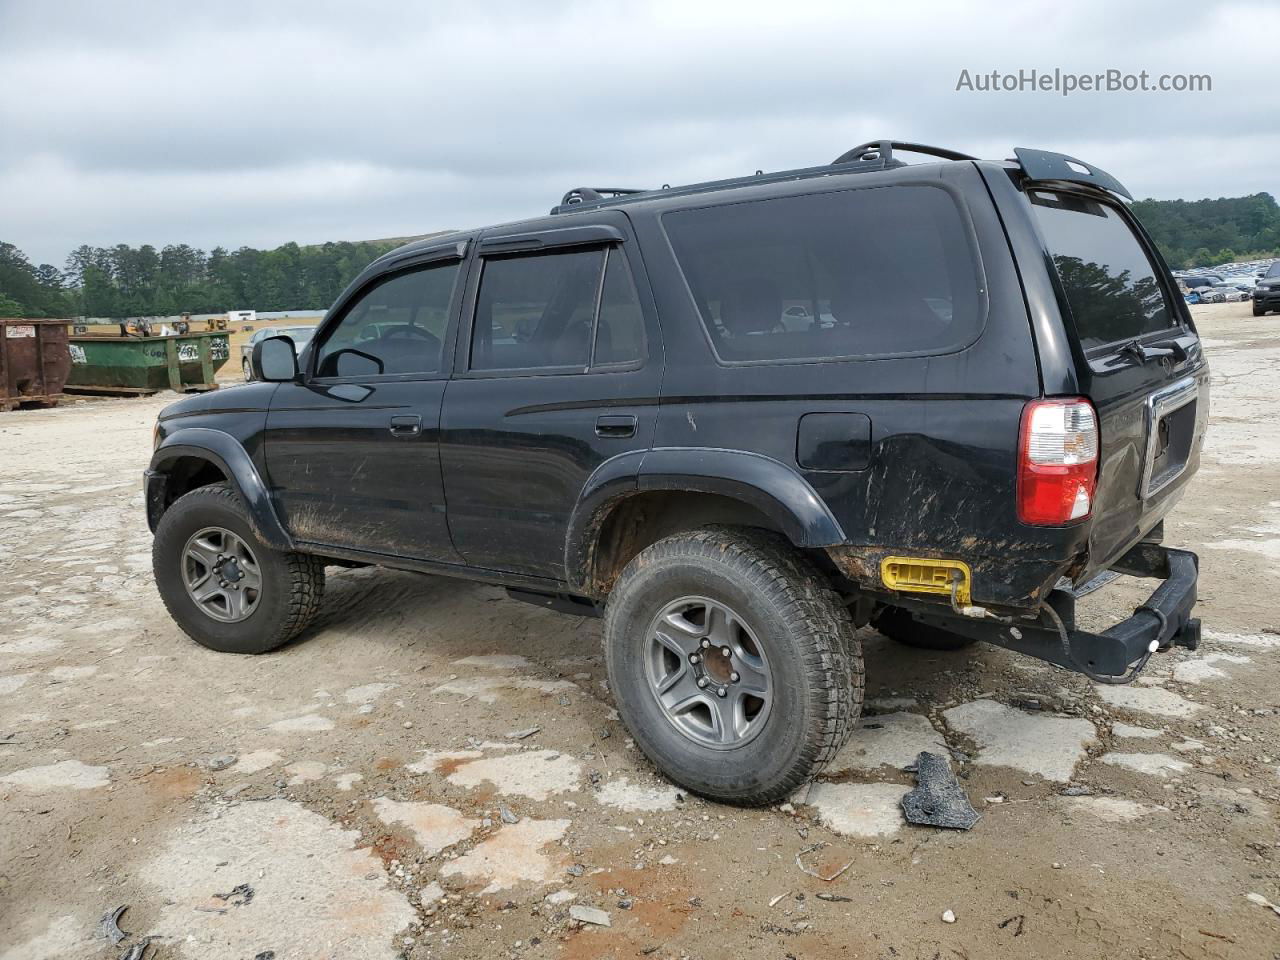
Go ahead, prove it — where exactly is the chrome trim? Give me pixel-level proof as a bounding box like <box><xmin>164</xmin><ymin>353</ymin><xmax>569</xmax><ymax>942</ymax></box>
<box><xmin>1140</xmin><ymin>376</ymin><xmax>1198</xmax><ymax>500</ymax></box>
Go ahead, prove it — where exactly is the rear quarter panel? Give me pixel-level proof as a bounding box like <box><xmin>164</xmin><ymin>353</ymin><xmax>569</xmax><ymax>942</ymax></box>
<box><xmin>634</xmin><ymin>162</ymin><xmax>1083</xmax><ymax>607</ymax></box>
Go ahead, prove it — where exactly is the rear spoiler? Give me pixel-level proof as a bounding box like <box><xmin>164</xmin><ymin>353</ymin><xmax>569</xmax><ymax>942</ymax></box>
<box><xmin>1013</xmin><ymin>147</ymin><xmax>1134</xmax><ymax>201</ymax></box>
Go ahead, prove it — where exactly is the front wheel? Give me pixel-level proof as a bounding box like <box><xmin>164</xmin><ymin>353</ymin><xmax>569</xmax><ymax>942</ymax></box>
<box><xmin>1254</xmin><ymin>303</ymin><xmax>1267</xmax><ymax>317</ymax></box>
<box><xmin>152</xmin><ymin>483</ymin><xmax>324</xmax><ymax>654</ymax></box>
<box><xmin>604</xmin><ymin>527</ymin><xmax>862</xmax><ymax>806</ymax></box>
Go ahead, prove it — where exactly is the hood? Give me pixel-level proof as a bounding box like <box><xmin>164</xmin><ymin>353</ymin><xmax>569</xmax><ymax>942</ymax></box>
<box><xmin>159</xmin><ymin>381</ymin><xmax>279</xmax><ymax>420</ymax></box>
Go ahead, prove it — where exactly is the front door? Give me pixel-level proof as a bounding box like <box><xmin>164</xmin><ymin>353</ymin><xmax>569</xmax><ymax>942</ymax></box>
<box><xmin>264</xmin><ymin>251</ymin><xmax>465</xmax><ymax>563</ymax></box>
<box><xmin>441</xmin><ymin>221</ymin><xmax>663</xmax><ymax>578</ymax></box>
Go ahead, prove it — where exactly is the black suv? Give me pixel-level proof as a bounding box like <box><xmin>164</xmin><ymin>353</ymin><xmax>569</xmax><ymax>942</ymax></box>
<box><xmin>145</xmin><ymin>141</ymin><xmax>1208</xmax><ymax>805</ymax></box>
<box><xmin>1254</xmin><ymin>261</ymin><xmax>1280</xmax><ymax>316</ymax></box>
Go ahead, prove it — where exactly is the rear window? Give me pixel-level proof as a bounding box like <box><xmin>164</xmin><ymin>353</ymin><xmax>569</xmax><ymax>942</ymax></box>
<box><xmin>1028</xmin><ymin>191</ymin><xmax>1178</xmax><ymax>351</ymax></box>
<box><xmin>663</xmin><ymin>185</ymin><xmax>984</xmax><ymax>363</ymax></box>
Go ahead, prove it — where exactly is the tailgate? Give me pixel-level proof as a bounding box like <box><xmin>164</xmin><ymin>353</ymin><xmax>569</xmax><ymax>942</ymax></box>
<box><xmin>1025</xmin><ymin>189</ymin><xmax>1210</xmax><ymax>577</ymax></box>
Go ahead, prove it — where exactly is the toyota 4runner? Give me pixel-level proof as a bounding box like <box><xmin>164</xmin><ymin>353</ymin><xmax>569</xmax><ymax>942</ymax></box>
<box><xmin>145</xmin><ymin>141</ymin><xmax>1209</xmax><ymax>805</ymax></box>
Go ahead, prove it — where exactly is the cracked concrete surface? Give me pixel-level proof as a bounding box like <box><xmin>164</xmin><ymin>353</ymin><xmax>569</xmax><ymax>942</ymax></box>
<box><xmin>438</xmin><ymin>818</ymin><xmax>571</xmax><ymax>893</ymax></box>
<box><xmin>144</xmin><ymin>800</ymin><xmax>417</xmax><ymax>960</ymax></box>
<box><xmin>826</xmin><ymin>711</ymin><xmax>948</xmax><ymax>773</ymax></box>
<box><xmin>372</xmin><ymin>798</ymin><xmax>478</xmax><ymax>854</ymax></box>
<box><xmin>942</xmin><ymin>699</ymin><xmax>1097</xmax><ymax>782</ymax></box>
<box><xmin>443</xmin><ymin>749</ymin><xmax>583</xmax><ymax>800</ymax></box>
<box><xmin>805</xmin><ymin>782</ymin><xmax>909</xmax><ymax>837</ymax></box>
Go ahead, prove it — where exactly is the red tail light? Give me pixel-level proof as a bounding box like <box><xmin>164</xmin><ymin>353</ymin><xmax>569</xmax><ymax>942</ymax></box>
<box><xmin>1018</xmin><ymin>398</ymin><xmax>1099</xmax><ymax>526</ymax></box>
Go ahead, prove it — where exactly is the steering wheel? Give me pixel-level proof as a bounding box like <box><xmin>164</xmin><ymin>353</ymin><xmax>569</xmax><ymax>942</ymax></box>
<box><xmin>382</xmin><ymin>324</ymin><xmax>435</xmax><ymax>341</ymax></box>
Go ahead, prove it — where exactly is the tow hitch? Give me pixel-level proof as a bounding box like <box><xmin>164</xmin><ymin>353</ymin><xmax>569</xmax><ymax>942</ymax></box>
<box><xmin>905</xmin><ymin>544</ymin><xmax>1200</xmax><ymax>683</ymax></box>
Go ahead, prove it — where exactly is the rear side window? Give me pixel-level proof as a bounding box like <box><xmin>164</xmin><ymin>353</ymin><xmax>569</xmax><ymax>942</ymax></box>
<box><xmin>1028</xmin><ymin>191</ymin><xmax>1177</xmax><ymax>351</ymax></box>
<box><xmin>663</xmin><ymin>185</ymin><xmax>983</xmax><ymax>363</ymax></box>
<box><xmin>471</xmin><ymin>246</ymin><xmax>645</xmax><ymax>372</ymax></box>
<box><xmin>594</xmin><ymin>250</ymin><xmax>645</xmax><ymax>365</ymax></box>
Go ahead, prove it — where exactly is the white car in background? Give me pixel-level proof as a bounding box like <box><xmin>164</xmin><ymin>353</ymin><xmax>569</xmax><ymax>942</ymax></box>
<box><xmin>241</xmin><ymin>324</ymin><xmax>318</xmax><ymax>380</ymax></box>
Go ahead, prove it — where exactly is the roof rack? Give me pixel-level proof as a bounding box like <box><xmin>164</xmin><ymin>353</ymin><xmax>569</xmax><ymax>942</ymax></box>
<box><xmin>549</xmin><ymin>140</ymin><xmax>1129</xmax><ymax>215</ymax></box>
<box><xmin>560</xmin><ymin>187</ymin><xmax>646</xmax><ymax>206</ymax></box>
<box><xmin>830</xmin><ymin>140</ymin><xmax>980</xmax><ymax>167</ymax></box>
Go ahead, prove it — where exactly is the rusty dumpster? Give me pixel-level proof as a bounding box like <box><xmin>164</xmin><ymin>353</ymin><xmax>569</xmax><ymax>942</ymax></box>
<box><xmin>0</xmin><ymin>319</ymin><xmax>72</xmax><ymax>412</ymax></box>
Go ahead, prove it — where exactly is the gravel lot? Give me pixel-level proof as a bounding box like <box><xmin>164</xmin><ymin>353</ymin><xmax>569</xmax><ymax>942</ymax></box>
<box><xmin>1</xmin><ymin>301</ymin><xmax>1278</xmax><ymax>960</ymax></box>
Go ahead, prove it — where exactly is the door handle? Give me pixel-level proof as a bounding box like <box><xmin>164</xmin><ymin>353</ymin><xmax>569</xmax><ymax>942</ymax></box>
<box><xmin>389</xmin><ymin>415</ymin><xmax>422</xmax><ymax>438</ymax></box>
<box><xmin>595</xmin><ymin>414</ymin><xmax>637</xmax><ymax>438</ymax></box>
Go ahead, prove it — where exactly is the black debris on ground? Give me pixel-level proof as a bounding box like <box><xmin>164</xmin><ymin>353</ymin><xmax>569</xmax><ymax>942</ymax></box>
<box><xmin>901</xmin><ymin>750</ymin><xmax>981</xmax><ymax>830</ymax></box>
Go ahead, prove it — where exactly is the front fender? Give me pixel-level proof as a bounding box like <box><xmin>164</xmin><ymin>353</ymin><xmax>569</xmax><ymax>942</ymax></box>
<box><xmin>563</xmin><ymin>446</ymin><xmax>846</xmax><ymax>587</ymax></box>
<box><xmin>148</xmin><ymin>427</ymin><xmax>293</xmax><ymax>550</ymax></box>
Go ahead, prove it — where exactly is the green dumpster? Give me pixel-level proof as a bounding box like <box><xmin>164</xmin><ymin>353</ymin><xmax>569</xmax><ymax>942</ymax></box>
<box><xmin>66</xmin><ymin>332</ymin><xmax>230</xmax><ymax>395</ymax></box>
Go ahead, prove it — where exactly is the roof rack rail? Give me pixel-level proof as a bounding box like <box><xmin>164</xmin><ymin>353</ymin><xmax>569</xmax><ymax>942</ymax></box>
<box><xmin>560</xmin><ymin>187</ymin><xmax>647</xmax><ymax>206</ymax></box>
<box><xmin>548</xmin><ymin>139</ymin><xmax>1131</xmax><ymax>215</ymax></box>
<box><xmin>831</xmin><ymin>140</ymin><xmax>980</xmax><ymax>167</ymax></box>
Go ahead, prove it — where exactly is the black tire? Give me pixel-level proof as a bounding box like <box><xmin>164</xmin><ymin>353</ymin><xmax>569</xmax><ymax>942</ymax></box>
<box><xmin>873</xmin><ymin>605</ymin><xmax>976</xmax><ymax>651</ymax></box>
<box><xmin>153</xmin><ymin>483</ymin><xmax>324</xmax><ymax>654</ymax></box>
<box><xmin>1254</xmin><ymin>303</ymin><xmax>1267</xmax><ymax>317</ymax></box>
<box><xmin>242</xmin><ymin>358</ymin><xmax>254</xmax><ymax>381</ymax></box>
<box><xmin>603</xmin><ymin>527</ymin><xmax>862</xmax><ymax>806</ymax></box>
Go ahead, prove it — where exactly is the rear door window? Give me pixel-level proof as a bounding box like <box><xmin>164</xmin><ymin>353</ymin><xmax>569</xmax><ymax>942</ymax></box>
<box><xmin>471</xmin><ymin>248</ymin><xmax>603</xmax><ymax>371</ymax></box>
<box><xmin>663</xmin><ymin>185</ymin><xmax>984</xmax><ymax>363</ymax></box>
<box><xmin>1028</xmin><ymin>191</ymin><xmax>1180</xmax><ymax>351</ymax></box>
<box><xmin>469</xmin><ymin>245</ymin><xmax>647</xmax><ymax>373</ymax></box>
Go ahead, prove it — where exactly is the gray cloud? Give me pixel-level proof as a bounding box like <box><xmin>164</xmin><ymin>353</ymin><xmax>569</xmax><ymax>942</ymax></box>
<box><xmin>1</xmin><ymin>0</ymin><xmax>1275</xmax><ymax>264</ymax></box>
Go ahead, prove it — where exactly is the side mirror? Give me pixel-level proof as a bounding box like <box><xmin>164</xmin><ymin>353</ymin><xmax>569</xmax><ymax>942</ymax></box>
<box><xmin>252</xmin><ymin>336</ymin><xmax>299</xmax><ymax>382</ymax></box>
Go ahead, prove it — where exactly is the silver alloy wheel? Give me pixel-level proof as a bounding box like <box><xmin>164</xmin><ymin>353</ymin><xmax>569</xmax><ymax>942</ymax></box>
<box><xmin>182</xmin><ymin>526</ymin><xmax>262</xmax><ymax>623</ymax></box>
<box><xmin>645</xmin><ymin>595</ymin><xmax>773</xmax><ymax>749</ymax></box>
<box><xmin>242</xmin><ymin>359</ymin><xmax>253</xmax><ymax>381</ymax></box>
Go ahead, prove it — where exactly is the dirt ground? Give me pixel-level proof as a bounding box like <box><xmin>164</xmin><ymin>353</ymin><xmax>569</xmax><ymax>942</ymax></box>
<box><xmin>1</xmin><ymin>300</ymin><xmax>1278</xmax><ymax>960</ymax></box>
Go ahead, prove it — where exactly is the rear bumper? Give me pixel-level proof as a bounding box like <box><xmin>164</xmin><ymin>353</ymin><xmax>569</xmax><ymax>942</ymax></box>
<box><xmin>909</xmin><ymin>543</ymin><xmax>1200</xmax><ymax>681</ymax></box>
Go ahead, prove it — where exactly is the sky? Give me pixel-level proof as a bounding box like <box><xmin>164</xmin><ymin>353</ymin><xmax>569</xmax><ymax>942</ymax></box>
<box><xmin>1</xmin><ymin>0</ymin><xmax>1277</xmax><ymax>267</ymax></box>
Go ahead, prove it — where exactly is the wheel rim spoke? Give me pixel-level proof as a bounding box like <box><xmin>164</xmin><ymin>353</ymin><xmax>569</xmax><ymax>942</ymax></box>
<box><xmin>645</xmin><ymin>595</ymin><xmax>773</xmax><ymax>750</ymax></box>
<box><xmin>181</xmin><ymin>526</ymin><xmax>262</xmax><ymax>624</ymax></box>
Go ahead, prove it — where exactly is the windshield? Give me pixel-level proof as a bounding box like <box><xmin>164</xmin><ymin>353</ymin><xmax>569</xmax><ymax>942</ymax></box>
<box><xmin>279</xmin><ymin>327</ymin><xmax>316</xmax><ymax>343</ymax></box>
<box><xmin>1028</xmin><ymin>190</ymin><xmax>1179</xmax><ymax>352</ymax></box>
<box><xmin>1268</xmin><ymin>262</ymin><xmax>1280</xmax><ymax>279</ymax></box>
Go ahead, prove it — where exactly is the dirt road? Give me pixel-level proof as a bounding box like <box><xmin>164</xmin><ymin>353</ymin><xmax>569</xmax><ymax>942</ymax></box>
<box><xmin>1</xmin><ymin>301</ymin><xmax>1277</xmax><ymax>959</ymax></box>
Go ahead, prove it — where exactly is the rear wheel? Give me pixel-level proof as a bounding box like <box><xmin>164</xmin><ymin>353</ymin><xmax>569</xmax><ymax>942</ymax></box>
<box><xmin>153</xmin><ymin>483</ymin><xmax>324</xmax><ymax>654</ymax></box>
<box><xmin>604</xmin><ymin>527</ymin><xmax>861</xmax><ymax>806</ymax></box>
<box><xmin>873</xmin><ymin>605</ymin><xmax>977</xmax><ymax>651</ymax></box>
<box><xmin>242</xmin><ymin>358</ymin><xmax>253</xmax><ymax>381</ymax></box>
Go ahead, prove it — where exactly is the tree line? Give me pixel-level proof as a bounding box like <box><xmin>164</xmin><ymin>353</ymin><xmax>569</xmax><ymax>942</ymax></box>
<box><xmin>0</xmin><ymin>237</ymin><xmax>409</xmax><ymax>319</ymax></box>
<box><xmin>2</xmin><ymin>192</ymin><xmax>1278</xmax><ymax>319</ymax></box>
<box><xmin>1130</xmin><ymin>192</ymin><xmax>1280</xmax><ymax>268</ymax></box>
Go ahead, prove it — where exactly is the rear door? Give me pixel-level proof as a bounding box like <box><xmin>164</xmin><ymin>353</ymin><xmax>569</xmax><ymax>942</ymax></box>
<box><xmin>440</xmin><ymin>214</ymin><xmax>663</xmax><ymax>578</ymax></box>
<box><xmin>1023</xmin><ymin>188</ymin><xmax>1210</xmax><ymax>570</ymax></box>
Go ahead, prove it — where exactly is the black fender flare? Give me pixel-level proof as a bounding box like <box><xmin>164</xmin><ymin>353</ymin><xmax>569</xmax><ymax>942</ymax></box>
<box><xmin>148</xmin><ymin>427</ymin><xmax>293</xmax><ymax>550</ymax></box>
<box><xmin>564</xmin><ymin>446</ymin><xmax>846</xmax><ymax>588</ymax></box>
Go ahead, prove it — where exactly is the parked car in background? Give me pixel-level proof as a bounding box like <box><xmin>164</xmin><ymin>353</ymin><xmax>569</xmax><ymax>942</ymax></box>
<box><xmin>1254</xmin><ymin>261</ymin><xmax>1280</xmax><ymax>316</ymax></box>
<box><xmin>1183</xmin><ymin>274</ymin><xmax>1224</xmax><ymax>289</ymax></box>
<box><xmin>1221</xmin><ymin>276</ymin><xmax>1256</xmax><ymax>291</ymax></box>
<box><xmin>1198</xmin><ymin>286</ymin><xmax>1249</xmax><ymax>304</ymax></box>
<box><xmin>241</xmin><ymin>325</ymin><xmax>318</xmax><ymax>380</ymax></box>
